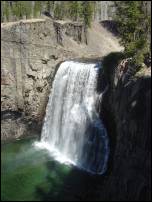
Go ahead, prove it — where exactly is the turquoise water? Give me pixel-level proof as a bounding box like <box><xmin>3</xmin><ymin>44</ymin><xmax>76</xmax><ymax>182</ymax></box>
<box><xmin>1</xmin><ymin>138</ymin><xmax>102</xmax><ymax>201</ymax></box>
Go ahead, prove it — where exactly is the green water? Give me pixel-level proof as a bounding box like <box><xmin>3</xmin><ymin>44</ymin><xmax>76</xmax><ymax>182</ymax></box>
<box><xmin>1</xmin><ymin>138</ymin><xmax>102</xmax><ymax>201</ymax></box>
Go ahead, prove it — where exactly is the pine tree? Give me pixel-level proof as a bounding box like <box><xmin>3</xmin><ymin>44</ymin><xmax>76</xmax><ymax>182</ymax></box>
<box><xmin>81</xmin><ymin>1</ymin><xmax>93</xmax><ymax>28</ymax></box>
<box><xmin>68</xmin><ymin>1</ymin><xmax>81</xmax><ymax>21</ymax></box>
<box><xmin>19</xmin><ymin>1</ymin><xmax>32</xmax><ymax>19</ymax></box>
<box><xmin>12</xmin><ymin>1</ymin><xmax>23</xmax><ymax>19</ymax></box>
<box><xmin>54</xmin><ymin>2</ymin><xmax>63</xmax><ymax>20</ymax></box>
<box><xmin>34</xmin><ymin>1</ymin><xmax>42</xmax><ymax>17</ymax></box>
<box><xmin>46</xmin><ymin>1</ymin><xmax>51</xmax><ymax>13</ymax></box>
<box><xmin>115</xmin><ymin>1</ymin><xmax>151</xmax><ymax>65</ymax></box>
<box><xmin>45</xmin><ymin>1</ymin><xmax>55</xmax><ymax>13</ymax></box>
<box><xmin>92</xmin><ymin>1</ymin><xmax>97</xmax><ymax>20</ymax></box>
<box><xmin>3</xmin><ymin>1</ymin><xmax>10</xmax><ymax>21</ymax></box>
<box><xmin>1</xmin><ymin>1</ymin><xmax>5</xmax><ymax>22</ymax></box>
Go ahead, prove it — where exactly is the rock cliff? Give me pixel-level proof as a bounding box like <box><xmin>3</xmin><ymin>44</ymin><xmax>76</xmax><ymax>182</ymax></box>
<box><xmin>1</xmin><ymin>17</ymin><xmax>151</xmax><ymax>201</ymax></box>
<box><xmin>98</xmin><ymin>59</ymin><xmax>151</xmax><ymax>201</ymax></box>
<box><xmin>1</xmin><ymin>18</ymin><xmax>122</xmax><ymax>140</ymax></box>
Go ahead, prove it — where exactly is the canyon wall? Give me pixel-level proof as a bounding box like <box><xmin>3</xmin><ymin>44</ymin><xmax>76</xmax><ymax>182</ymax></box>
<box><xmin>1</xmin><ymin>19</ymin><xmax>84</xmax><ymax>140</ymax></box>
<box><xmin>98</xmin><ymin>59</ymin><xmax>151</xmax><ymax>201</ymax></box>
<box><xmin>1</xmin><ymin>16</ymin><xmax>151</xmax><ymax>201</ymax></box>
<box><xmin>1</xmin><ymin>18</ymin><xmax>122</xmax><ymax>140</ymax></box>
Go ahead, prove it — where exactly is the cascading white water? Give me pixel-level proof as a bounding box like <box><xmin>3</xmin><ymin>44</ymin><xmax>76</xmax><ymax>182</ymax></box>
<box><xmin>36</xmin><ymin>61</ymin><xmax>109</xmax><ymax>174</ymax></box>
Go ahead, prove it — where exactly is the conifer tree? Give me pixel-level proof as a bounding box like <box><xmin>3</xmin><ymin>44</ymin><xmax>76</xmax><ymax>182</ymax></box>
<box><xmin>3</xmin><ymin>1</ymin><xmax>10</xmax><ymax>21</ymax></box>
<box><xmin>81</xmin><ymin>1</ymin><xmax>93</xmax><ymax>28</ymax></box>
<box><xmin>12</xmin><ymin>1</ymin><xmax>23</xmax><ymax>19</ymax></box>
<box><xmin>54</xmin><ymin>2</ymin><xmax>63</xmax><ymax>20</ymax></box>
<box><xmin>115</xmin><ymin>1</ymin><xmax>151</xmax><ymax>65</ymax></box>
<box><xmin>20</xmin><ymin>1</ymin><xmax>32</xmax><ymax>19</ymax></box>
<box><xmin>46</xmin><ymin>1</ymin><xmax>52</xmax><ymax>13</ymax></box>
<box><xmin>1</xmin><ymin>1</ymin><xmax>5</xmax><ymax>22</ymax></box>
<box><xmin>45</xmin><ymin>1</ymin><xmax>55</xmax><ymax>13</ymax></box>
<box><xmin>68</xmin><ymin>1</ymin><xmax>81</xmax><ymax>21</ymax></box>
<box><xmin>34</xmin><ymin>1</ymin><xmax>42</xmax><ymax>17</ymax></box>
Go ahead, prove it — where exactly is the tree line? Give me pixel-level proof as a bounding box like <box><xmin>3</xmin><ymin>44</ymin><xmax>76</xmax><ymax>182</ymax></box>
<box><xmin>1</xmin><ymin>1</ymin><xmax>151</xmax><ymax>66</ymax></box>
<box><xmin>1</xmin><ymin>1</ymin><xmax>95</xmax><ymax>28</ymax></box>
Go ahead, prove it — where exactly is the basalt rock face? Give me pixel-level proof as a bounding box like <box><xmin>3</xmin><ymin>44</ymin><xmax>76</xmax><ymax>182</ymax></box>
<box><xmin>99</xmin><ymin>60</ymin><xmax>151</xmax><ymax>201</ymax></box>
<box><xmin>53</xmin><ymin>21</ymin><xmax>86</xmax><ymax>45</ymax></box>
<box><xmin>1</xmin><ymin>19</ymin><xmax>88</xmax><ymax>141</ymax></box>
<box><xmin>1</xmin><ymin>19</ymin><xmax>85</xmax><ymax>120</ymax></box>
<box><xmin>1</xmin><ymin>18</ymin><xmax>122</xmax><ymax>140</ymax></box>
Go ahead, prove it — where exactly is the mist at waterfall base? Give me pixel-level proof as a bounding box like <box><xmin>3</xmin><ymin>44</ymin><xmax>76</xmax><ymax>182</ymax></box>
<box><xmin>35</xmin><ymin>61</ymin><xmax>109</xmax><ymax>175</ymax></box>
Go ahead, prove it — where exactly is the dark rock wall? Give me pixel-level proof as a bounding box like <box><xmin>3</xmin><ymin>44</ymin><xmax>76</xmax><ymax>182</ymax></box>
<box><xmin>99</xmin><ymin>60</ymin><xmax>151</xmax><ymax>201</ymax></box>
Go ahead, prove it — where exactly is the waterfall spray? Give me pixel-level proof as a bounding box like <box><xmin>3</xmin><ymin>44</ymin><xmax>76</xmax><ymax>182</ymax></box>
<box><xmin>35</xmin><ymin>61</ymin><xmax>109</xmax><ymax>174</ymax></box>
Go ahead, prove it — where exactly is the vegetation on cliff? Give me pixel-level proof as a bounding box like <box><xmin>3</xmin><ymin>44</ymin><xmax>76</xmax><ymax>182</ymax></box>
<box><xmin>114</xmin><ymin>1</ymin><xmax>151</xmax><ymax>66</ymax></box>
<box><xmin>102</xmin><ymin>1</ymin><xmax>151</xmax><ymax>78</ymax></box>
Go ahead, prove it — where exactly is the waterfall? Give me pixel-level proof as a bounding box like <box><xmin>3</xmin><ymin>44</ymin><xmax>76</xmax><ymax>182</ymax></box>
<box><xmin>36</xmin><ymin>61</ymin><xmax>109</xmax><ymax>175</ymax></box>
